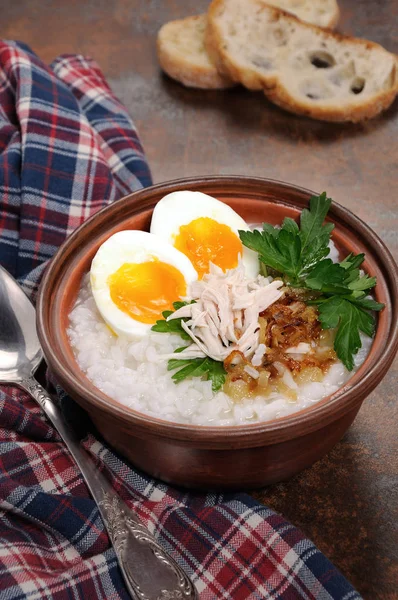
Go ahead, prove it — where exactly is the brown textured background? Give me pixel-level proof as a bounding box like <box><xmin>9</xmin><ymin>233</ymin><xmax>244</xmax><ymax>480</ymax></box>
<box><xmin>2</xmin><ymin>1</ymin><xmax>397</xmax><ymax>598</ymax></box>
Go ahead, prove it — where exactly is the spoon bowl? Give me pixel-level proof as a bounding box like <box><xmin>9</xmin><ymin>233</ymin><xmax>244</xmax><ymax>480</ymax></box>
<box><xmin>0</xmin><ymin>266</ymin><xmax>42</xmax><ymax>382</ymax></box>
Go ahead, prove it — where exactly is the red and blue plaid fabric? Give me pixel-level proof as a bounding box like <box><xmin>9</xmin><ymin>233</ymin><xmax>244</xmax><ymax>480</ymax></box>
<box><xmin>0</xmin><ymin>41</ymin><xmax>361</xmax><ymax>599</ymax></box>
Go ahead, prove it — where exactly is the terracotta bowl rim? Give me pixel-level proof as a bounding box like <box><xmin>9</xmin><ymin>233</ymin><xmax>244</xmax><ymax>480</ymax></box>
<box><xmin>36</xmin><ymin>175</ymin><xmax>398</xmax><ymax>444</ymax></box>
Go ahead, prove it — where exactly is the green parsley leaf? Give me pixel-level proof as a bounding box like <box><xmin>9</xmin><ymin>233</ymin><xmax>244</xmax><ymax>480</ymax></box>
<box><xmin>347</xmin><ymin>274</ymin><xmax>377</xmax><ymax>292</ymax></box>
<box><xmin>151</xmin><ymin>318</ymin><xmax>190</xmax><ymax>340</ymax></box>
<box><xmin>348</xmin><ymin>296</ymin><xmax>385</xmax><ymax>311</ymax></box>
<box><xmin>239</xmin><ymin>226</ymin><xmax>302</xmax><ymax>281</ymax></box>
<box><xmin>151</xmin><ymin>301</ymin><xmax>195</xmax><ymax>340</ymax></box>
<box><xmin>318</xmin><ymin>297</ymin><xmax>377</xmax><ymax>370</ymax></box>
<box><xmin>262</xmin><ymin>223</ymin><xmax>279</xmax><ymax>238</ymax></box>
<box><xmin>355</xmin><ymin>308</ymin><xmax>375</xmax><ymax>338</ymax></box>
<box><xmin>318</xmin><ymin>298</ymin><xmax>360</xmax><ymax>370</ymax></box>
<box><xmin>305</xmin><ymin>259</ymin><xmax>350</xmax><ymax>294</ymax></box>
<box><xmin>173</xmin><ymin>346</ymin><xmax>188</xmax><ymax>354</ymax></box>
<box><xmin>171</xmin><ymin>301</ymin><xmax>193</xmax><ymax>311</ymax></box>
<box><xmin>168</xmin><ymin>356</ymin><xmax>226</xmax><ymax>392</ymax></box>
<box><xmin>239</xmin><ymin>192</ymin><xmax>334</xmax><ymax>283</ymax></box>
<box><xmin>299</xmin><ymin>192</ymin><xmax>334</xmax><ymax>268</ymax></box>
<box><xmin>339</xmin><ymin>253</ymin><xmax>376</xmax><ymax>291</ymax></box>
<box><xmin>281</xmin><ymin>217</ymin><xmax>299</xmax><ymax>234</ymax></box>
<box><xmin>340</xmin><ymin>253</ymin><xmax>365</xmax><ymax>271</ymax></box>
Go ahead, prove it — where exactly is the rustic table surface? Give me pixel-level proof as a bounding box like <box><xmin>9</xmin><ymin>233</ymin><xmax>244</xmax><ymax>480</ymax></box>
<box><xmin>3</xmin><ymin>1</ymin><xmax>397</xmax><ymax>598</ymax></box>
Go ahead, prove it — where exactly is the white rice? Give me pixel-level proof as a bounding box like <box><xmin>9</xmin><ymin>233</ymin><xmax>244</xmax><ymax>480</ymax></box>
<box><xmin>68</xmin><ymin>267</ymin><xmax>372</xmax><ymax>426</ymax></box>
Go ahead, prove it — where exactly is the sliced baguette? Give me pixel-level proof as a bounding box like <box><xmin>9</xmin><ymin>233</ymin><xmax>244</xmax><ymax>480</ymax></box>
<box><xmin>157</xmin><ymin>1</ymin><xmax>339</xmax><ymax>91</ymax></box>
<box><xmin>206</xmin><ymin>0</ymin><xmax>398</xmax><ymax>122</ymax></box>
<box><xmin>157</xmin><ymin>14</ymin><xmax>234</xmax><ymax>89</ymax></box>
<box><xmin>267</xmin><ymin>0</ymin><xmax>339</xmax><ymax>29</ymax></box>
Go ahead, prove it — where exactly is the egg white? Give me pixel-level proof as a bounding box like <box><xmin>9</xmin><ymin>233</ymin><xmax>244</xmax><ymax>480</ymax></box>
<box><xmin>150</xmin><ymin>191</ymin><xmax>260</xmax><ymax>278</ymax></box>
<box><xmin>90</xmin><ymin>230</ymin><xmax>198</xmax><ymax>338</ymax></box>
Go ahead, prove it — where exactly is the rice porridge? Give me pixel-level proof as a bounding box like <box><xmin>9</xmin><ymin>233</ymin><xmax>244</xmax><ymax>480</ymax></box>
<box><xmin>68</xmin><ymin>273</ymin><xmax>372</xmax><ymax>425</ymax></box>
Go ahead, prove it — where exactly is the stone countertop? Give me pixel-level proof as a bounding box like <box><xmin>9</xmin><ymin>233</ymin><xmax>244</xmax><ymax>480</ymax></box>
<box><xmin>2</xmin><ymin>1</ymin><xmax>397</xmax><ymax>597</ymax></box>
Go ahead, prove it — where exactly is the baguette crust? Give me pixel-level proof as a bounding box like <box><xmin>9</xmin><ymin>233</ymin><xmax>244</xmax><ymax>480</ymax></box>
<box><xmin>268</xmin><ymin>0</ymin><xmax>340</xmax><ymax>29</ymax></box>
<box><xmin>264</xmin><ymin>69</ymin><xmax>398</xmax><ymax>122</ymax></box>
<box><xmin>157</xmin><ymin>15</ymin><xmax>234</xmax><ymax>89</ymax></box>
<box><xmin>323</xmin><ymin>6</ymin><xmax>339</xmax><ymax>30</ymax></box>
<box><xmin>206</xmin><ymin>0</ymin><xmax>398</xmax><ymax>122</ymax></box>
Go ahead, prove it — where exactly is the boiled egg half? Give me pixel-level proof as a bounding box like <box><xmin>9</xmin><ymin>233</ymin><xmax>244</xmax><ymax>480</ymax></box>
<box><xmin>150</xmin><ymin>191</ymin><xmax>260</xmax><ymax>278</ymax></box>
<box><xmin>90</xmin><ymin>230</ymin><xmax>197</xmax><ymax>337</ymax></box>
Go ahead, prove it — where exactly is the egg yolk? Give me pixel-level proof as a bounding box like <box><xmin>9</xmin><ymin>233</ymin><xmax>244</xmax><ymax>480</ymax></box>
<box><xmin>108</xmin><ymin>260</ymin><xmax>187</xmax><ymax>324</ymax></box>
<box><xmin>174</xmin><ymin>217</ymin><xmax>242</xmax><ymax>278</ymax></box>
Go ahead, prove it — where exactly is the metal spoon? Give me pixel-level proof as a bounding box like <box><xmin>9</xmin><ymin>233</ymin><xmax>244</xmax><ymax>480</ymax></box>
<box><xmin>0</xmin><ymin>265</ymin><xmax>198</xmax><ymax>600</ymax></box>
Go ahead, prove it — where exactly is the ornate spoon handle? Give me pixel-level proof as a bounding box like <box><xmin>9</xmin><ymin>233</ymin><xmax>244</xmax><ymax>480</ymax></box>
<box><xmin>20</xmin><ymin>376</ymin><xmax>198</xmax><ymax>600</ymax></box>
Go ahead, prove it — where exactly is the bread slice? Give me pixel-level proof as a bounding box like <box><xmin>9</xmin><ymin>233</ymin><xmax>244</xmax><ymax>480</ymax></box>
<box><xmin>157</xmin><ymin>1</ymin><xmax>339</xmax><ymax>91</ymax></box>
<box><xmin>157</xmin><ymin>14</ymin><xmax>234</xmax><ymax>89</ymax></box>
<box><xmin>267</xmin><ymin>0</ymin><xmax>339</xmax><ymax>29</ymax></box>
<box><xmin>206</xmin><ymin>0</ymin><xmax>398</xmax><ymax>122</ymax></box>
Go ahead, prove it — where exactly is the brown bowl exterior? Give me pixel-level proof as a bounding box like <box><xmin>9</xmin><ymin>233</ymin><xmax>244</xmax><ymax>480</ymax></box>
<box><xmin>37</xmin><ymin>177</ymin><xmax>398</xmax><ymax>489</ymax></box>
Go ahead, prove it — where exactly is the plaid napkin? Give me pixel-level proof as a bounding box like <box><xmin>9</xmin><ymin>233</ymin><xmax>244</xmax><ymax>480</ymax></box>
<box><xmin>0</xmin><ymin>41</ymin><xmax>362</xmax><ymax>600</ymax></box>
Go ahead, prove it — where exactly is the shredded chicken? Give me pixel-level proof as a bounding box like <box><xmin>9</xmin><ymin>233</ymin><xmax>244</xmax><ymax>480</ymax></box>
<box><xmin>244</xmin><ymin>365</ymin><xmax>260</xmax><ymax>379</ymax></box>
<box><xmin>285</xmin><ymin>342</ymin><xmax>312</xmax><ymax>354</ymax></box>
<box><xmin>251</xmin><ymin>343</ymin><xmax>266</xmax><ymax>366</ymax></box>
<box><xmin>167</xmin><ymin>263</ymin><xmax>284</xmax><ymax>362</ymax></box>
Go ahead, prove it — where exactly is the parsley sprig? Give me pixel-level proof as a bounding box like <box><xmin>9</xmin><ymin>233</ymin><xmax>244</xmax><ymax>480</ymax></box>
<box><xmin>168</xmin><ymin>353</ymin><xmax>226</xmax><ymax>392</ymax></box>
<box><xmin>152</xmin><ymin>302</ymin><xmax>227</xmax><ymax>391</ymax></box>
<box><xmin>239</xmin><ymin>193</ymin><xmax>384</xmax><ymax>371</ymax></box>
<box><xmin>239</xmin><ymin>193</ymin><xmax>334</xmax><ymax>284</ymax></box>
<box><xmin>152</xmin><ymin>301</ymin><xmax>196</xmax><ymax>340</ymax></box>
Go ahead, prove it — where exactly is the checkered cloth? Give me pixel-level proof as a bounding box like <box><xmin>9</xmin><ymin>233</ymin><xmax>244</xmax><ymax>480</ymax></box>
<box><xmin>0</xmin><ymin>41</ymin><xmax>361</xmax><ymax>600</ymax></box>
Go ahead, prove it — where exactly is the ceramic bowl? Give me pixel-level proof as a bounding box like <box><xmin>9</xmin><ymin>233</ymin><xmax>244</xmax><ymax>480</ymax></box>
<box><xmin>36</xmin><ymin>177</ymin><xmax>398</xmax><ymax>489</ymax></box>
